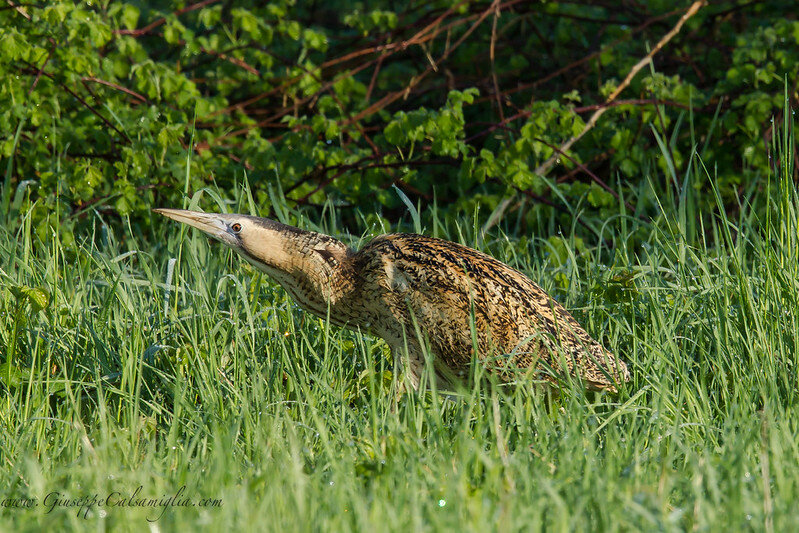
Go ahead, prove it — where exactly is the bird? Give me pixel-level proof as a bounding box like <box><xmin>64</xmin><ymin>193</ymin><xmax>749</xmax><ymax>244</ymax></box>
<box><xmin>154</xmin><ymin>208</ymin><xmax>630</xmax><ymax>392</ymax></box>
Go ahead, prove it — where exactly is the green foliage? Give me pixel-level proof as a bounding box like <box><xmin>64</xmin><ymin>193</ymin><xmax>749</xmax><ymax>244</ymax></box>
<box><xmin>1</xmin><ymin>1</ymin><xmax>797</xmax><ymax>241</ymax></box>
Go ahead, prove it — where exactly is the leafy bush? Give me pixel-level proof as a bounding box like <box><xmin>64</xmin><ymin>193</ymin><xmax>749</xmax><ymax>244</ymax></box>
<box><xmin>1</xmin><ymin>0</ymin><xmax>797</xmax><ymax>241</ymax></box>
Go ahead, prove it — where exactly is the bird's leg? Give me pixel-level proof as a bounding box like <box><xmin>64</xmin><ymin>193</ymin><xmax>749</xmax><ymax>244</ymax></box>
<box><xmin>389</xmin><ymin>341</ymin><xmax>423</xmax><ymax>392</ymax></box>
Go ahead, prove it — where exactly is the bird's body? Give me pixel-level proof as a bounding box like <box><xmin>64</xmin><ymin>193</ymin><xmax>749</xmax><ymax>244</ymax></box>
<box><xmin>155</xmin><ymin>209</ymin><xmax>630</xmax><ymax>391</ymax></box>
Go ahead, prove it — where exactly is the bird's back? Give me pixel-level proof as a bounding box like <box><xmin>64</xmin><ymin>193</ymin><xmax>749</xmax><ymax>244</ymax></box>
<box><xmin>350</xmin><ymin>233</ymin><xmax>629</xmax><ymax>389</ymax></box>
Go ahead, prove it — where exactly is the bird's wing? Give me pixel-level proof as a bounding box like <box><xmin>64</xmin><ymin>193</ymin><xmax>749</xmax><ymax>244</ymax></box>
<box><xmin>361</xmin><ymin>234</ymin><xmax>626</xmax><ymax>389</ymax></box>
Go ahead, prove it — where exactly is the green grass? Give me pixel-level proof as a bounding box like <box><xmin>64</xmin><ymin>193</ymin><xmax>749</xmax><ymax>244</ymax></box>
<box><xmin>3</xmin><ymin>133</ymin><xmax>799</xmax><ymax>531</ymax></box>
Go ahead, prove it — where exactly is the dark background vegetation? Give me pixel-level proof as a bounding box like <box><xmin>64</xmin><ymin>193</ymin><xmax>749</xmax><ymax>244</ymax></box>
<box><xmin>2</xmin><ymin>0</ymin><xmax>797</xmax><ymax>243</ymax></box>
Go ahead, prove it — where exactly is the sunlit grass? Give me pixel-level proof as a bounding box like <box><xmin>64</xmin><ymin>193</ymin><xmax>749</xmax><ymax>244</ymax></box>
<box><xmin>2</xmin><ymin>117</ymin><xmax>798</xmax><ymax>531</ymax></box>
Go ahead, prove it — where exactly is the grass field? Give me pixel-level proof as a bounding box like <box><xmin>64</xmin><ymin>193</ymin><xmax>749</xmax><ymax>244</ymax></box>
<box><xmin>2</xmin><ymin>128</ymin><xmax>799</xmax><ymax>531</ymax></box>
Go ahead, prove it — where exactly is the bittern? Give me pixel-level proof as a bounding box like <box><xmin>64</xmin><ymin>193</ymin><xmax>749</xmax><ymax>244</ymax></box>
<box><xmin>154</xmin><ymin>209</ymin><xmax>630</xmax><ymax>391</ymax></box>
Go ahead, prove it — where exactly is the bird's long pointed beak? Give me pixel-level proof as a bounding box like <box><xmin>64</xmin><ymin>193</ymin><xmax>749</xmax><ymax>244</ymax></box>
<box><xmin>153</xmin><ymin>208</ymin><xmax>238</xmax><ymax>247</ymax></box>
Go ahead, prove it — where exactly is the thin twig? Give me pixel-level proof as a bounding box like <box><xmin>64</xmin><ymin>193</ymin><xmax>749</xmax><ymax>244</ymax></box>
<box><xmin>5</xmin><ymin>0</ymin><xmax>30</xmax><ymax>19</ymax></box>
<box><xmin>489</xmin><ymin>0</ymin><xmax>505</xmax><ymax>123</ymax></box>
<box><xmin>465</xmin><ymin>99</ymin><xmax>689</xmax><ymax>145</ymax></box>
<box><xmin>27</xmin><ymin>41</ymin><xmax>54</xmax><ymax>95</ymax></box>
<box><xmin>484</xmin><ymin>1</ymin><xmax>706</xmax><ymax>232</ymax></box>
<box><xmin>533</xmin><ymin>1</ymin><xmax>706</xmax><ymax>177</ymax></box>
<box><xmin>82</xmin><ymin>77</ymin><xmax>148</xmax><ymax>103</ymax></box>
<box><xmin>213</xmin><ymin>0</ymin><xmax>528</xmax><ymax>142</ymax></box>
<box><xmin>61</xmin><ymin>85</ymin><xmax>131</xmax><ymax>144</ymax></box>
<box><xmin>345</xmin><ymin>0</ymin><xmax>501</xmax><ymax>127</ymax></box>
<box><xmin>530</xmin><ymin>135</ymin><xmax>636</xmax><ymax>213</ymax></box>
<box><xmin>220</xmin><ymin>2</ymin><xmax>491</xmax><ymax>139</ymax></box>
<box><xmin>318</xmin><ymin>0</ymin><xmax>470</xmax><ymax>70</ymax></box>
<box><xmin>211</xmin><ymin>1</ymin><xmax>471</xmax><ymax>119</ymax></box>
<box><xmin>294</xmin><ymin>159</ymin><xmax>459</xmax><ymax>205</ymax></box>
<box><xmin>115</xmin><ymin>0</ymin><xmax>220</xmax><ymax>36</ymax></box>
<box><xmin>200</xmin><ymin>46</ymin><xmax>259</xmax><ymax>75</ymax></box>
<box><xmin>365</xmin><ymin>50</ymin><xmax>387</xmax><ymax>103</ymax></box>
<box><xmin>500</xmin><ymin>6</ymin><xmax>687</xmax><ymax>100</ymax></box>
<box><xmin>20</xmin><ymin>62</ymin><xmax>131</xmax><ymax>144</ymax></box>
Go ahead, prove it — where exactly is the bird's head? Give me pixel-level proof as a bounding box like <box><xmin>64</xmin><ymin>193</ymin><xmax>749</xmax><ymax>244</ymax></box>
<box><xmin>154</xmin><ymin>208</ymin><xmax>351</xmax><ymax>311</ymax></box>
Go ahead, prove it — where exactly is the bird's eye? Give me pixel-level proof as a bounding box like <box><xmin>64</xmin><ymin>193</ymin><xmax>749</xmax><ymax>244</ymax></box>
<box><xmin>231</xmin><ymin>223</ymin><xmax>242</xmax><ymax>233</ymax></box>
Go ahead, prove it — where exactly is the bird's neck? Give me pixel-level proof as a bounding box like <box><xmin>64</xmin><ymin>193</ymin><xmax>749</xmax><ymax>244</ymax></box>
<box><xmin>288</xmin><ymin>258</ymin><xmax>349</xmax><ymax>317</ymax></box>
<box><xmin>241</xmin><ymin>235</ymin><xmax>357</xmax><ymax>325</ymax></box>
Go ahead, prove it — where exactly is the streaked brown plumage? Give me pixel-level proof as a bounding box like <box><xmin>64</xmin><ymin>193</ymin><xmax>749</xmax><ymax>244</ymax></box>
<box><xmin>154</xmin><ymin>209</ymin><xmax>630</xmax><ymax>391</ymax></box>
